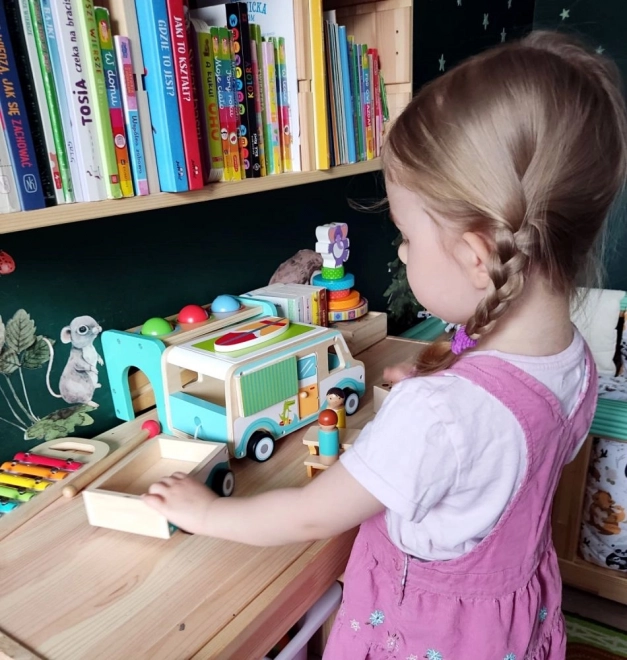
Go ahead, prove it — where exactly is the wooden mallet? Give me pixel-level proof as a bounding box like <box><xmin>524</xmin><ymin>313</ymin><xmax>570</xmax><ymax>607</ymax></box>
<box><xmin>62</xmin><ymin>419</ymin><xmax>161</xmax><ymax>498</ymax></box>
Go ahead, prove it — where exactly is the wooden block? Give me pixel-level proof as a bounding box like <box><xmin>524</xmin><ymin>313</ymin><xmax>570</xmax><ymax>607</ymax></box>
<box><xmin>331</xmin><ymin>311</ymin><xmax>387</xmax><ymax>355</ymax></box>
<box><xmin>82</xmin><ymin>435</ymin><xmax>231</xmax><ymax>539</ymax></box>
<box><xmin>373</xmin><ymin>381</ymin><xmax>392</xmax><ymax>413</ymax></box>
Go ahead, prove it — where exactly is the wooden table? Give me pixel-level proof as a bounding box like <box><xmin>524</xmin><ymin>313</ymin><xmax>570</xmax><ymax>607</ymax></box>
<box><xmin>0</xmin><ymin>337</ymin><xmax>421</xmax><ymax>660</ymax></box>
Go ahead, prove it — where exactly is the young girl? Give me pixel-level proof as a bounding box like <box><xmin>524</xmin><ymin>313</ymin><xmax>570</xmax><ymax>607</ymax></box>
<box><xmin>144</xmin><ymin>30</ymin><xmax>627</xmax><ymax>659</ymax></box>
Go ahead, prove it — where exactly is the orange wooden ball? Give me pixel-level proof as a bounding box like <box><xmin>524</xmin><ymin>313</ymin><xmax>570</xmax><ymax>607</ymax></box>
<box><xmin>318</xmin><ymin>409</ymin><xmax>338</xmax><ymax>426</ymax></box>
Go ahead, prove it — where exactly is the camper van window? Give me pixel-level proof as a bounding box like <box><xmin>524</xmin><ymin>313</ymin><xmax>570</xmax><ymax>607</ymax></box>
<box><xmin>182</xmin><ymin>371</ymin><xmax>228</xmax><ymax>408</ymax></box>
<box><xmin>327</xmin><ymin>345</ymin><xmax>342</xmax><ymax>374</ymax></box>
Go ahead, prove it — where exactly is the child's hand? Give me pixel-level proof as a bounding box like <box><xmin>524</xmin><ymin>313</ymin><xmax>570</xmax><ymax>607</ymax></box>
<box><xmin>383</xmin><ymin>362</ymin><xmax>415</xmax><ymax>384</ymax></box>
<box><xmin>142</xmin><ymin>472</ymin><xmax>218</xmax><ymax>535</ymax></box>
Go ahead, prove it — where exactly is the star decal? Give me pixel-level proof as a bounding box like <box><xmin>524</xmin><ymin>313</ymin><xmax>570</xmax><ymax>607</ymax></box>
<box><xmin>560</xmin><ymin>8</ymin><xmax>570</xmax><ymax>19</ymax></box>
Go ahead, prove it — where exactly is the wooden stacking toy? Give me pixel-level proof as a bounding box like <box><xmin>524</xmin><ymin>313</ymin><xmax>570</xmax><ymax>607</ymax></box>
<box><xmin>311</xmin><ymin>223</ymin><xmax>369</xmax><ymax>323</ymax></box>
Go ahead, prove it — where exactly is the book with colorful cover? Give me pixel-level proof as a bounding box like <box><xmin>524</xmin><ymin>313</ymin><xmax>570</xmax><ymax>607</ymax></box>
<box><xmin>21</xmin><ymin>0</ymin><xmax>73</xmax><ymax>202</ymax></box>
<box><xmin>191</xmin><ymin>0</ymin><xmax>300</xmax><ymax>171</ymax></box>
<box><xmin>167</xmin><ymin>0</ymin><xmax>205</xmax><ymax>189</ymax></box>
<box><xmin>39</xmin><ymin>0</ymin><xmax>84</xmax><ymax>202</ymax></box>
<box><xmin>49</xmin><ymin>0</ymin><xmax>106</xmax><ymax>201</ymax></box>
<box><xmin>339</xmin><ymin>26</ymin><xmax>356</xmax><ymax>164</ymax></box>
<box><xmin>104</xmin><ymin>0</ymin><xmax>159</xmax><ymax>194</ymax></box>
<box><xmin>249</xmin><ymin>30</ymin><xmax>266</xmax><ymax>177</ymax></box>
<box><xmin>0</xmin><ymin>114</ymin><xmax>21</xmax><ymax>213</ymax></box>
<box><xmin>348</xmin><ymin>36</ymin><xmax>364</xmax><ymax>161</ymax></box>
<box><xmin>72</xmin><ymin>0</ymin><xmax>122</xmax><ymax>198</ymax></box>
<box><xmin>114</xmin><ymin>36</ymin><xmax>149</xmax><ymax>195</ymax></box>
<box><xmin>0</xmin><ymin>1</ymin><xmax>46</xmax><ymax>210</ymax></box>
<box><xmin>228</xmin><ymin>2</ymin><xmax>261</xmax><ymax>177</ymax></box>
<box><xmin>135</xmin><ymin>0</ymin><xmax>189</xmax><ymax>191</ymax></box>
<box><xmin>95</xmin><ymin>7</ymin><xmax>134</xmax><ymax>197</ymax></box>
<box><xmin>275</xmin><ymin>37</ymin><xmax>292</xmax><ymax>172</ymax></box>
<box><xmin>361</xmin><ymin>44</ymin><xmax>373</xmax><ymax>160</ymax></box>
<box><xmin>189</xmin><ymin>18</ymin><xmax>223</xmax><ymax>182</ymax></box>
<box><xmin>4</xmin><ymin>0</ymin><xmax>57</xmax><ymax>206</ymax></box>
<box><xmin>212</xmin><ymin>26</ymin><xmax>241</xmax><ymax>180</ymax></box>
<box><xmin>262</xmin><ymin>39</ymin><xmax>281</xmax><ymax>174</ymax></box>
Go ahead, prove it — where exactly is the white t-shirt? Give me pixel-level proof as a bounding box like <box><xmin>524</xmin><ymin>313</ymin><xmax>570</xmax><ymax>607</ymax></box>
<box><xmin>340</xmin><ymin>329</ymin><xmax>588</xmax><ymax>561</ymax></box>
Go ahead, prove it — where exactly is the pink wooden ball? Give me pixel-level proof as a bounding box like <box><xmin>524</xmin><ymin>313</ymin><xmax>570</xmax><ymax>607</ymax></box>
<box><xmin>178</xmin><ymin>304</ymin><xmax>209</xmax><ymax>325</ymax></box>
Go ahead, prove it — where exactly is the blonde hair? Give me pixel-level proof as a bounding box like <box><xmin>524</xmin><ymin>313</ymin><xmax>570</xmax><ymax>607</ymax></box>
<box><xmin>383</xmin><ymin>30</ymin><xmax>627</xmax><ymax>375</ymax></box>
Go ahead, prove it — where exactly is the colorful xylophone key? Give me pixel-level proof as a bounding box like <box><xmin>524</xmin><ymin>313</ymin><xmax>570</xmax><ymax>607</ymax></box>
<box><xmin>0</xmin><ymin>497</ymin><xmax>20</xmax><ymax>513</ymax></box>
<box><xmin>0</xmin><ymin>473</ymin><xmax>53</xmax><ymax>491</ymax></box>
<box><xmin>0</xmin><ymin>461</ymin><xmax>70</xmax><ymax>480</ymax></box>
<box><xmin>13</xmin><ymin>452</ymin><xmax>84</xmax><ymax>471</ymax></box>
<box><xmin>0</xmin><ymin>484</ymin><xmax>37</xmax><ymax>502</ymax></box>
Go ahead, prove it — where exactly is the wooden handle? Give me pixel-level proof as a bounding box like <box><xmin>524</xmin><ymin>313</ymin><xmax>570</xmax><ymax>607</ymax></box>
<box><xmin>62</xmin><ymin>420</ymin><xmax>161</xmax><ymax>498</ymax></box>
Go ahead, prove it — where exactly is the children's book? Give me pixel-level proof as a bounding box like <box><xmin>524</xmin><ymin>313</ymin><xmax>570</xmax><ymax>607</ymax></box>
<box><xmin>114</xmin><ymin>36</ymin><xmax>149</xmax><ymax>195</ymax></box>
<box><xmin>19</xmin><ymin>0</ymin><xmax>72</xmax><ymax>203</ymax></box>
<box><xmin>0</xmin><ymin>1</ymin><xmax>46</xmax><ymax>210</ymax></box>
<box><xmin>96</xmin><ymin>7</ymin><xmax>134</xmax><ymax>197</ymax></box>
<box><xmin>166</xmin><ymin>0</ymin><xmax>205</xmax><ymax>189</ymax></box>
<box><xmin>39</xmin><ymin>0</ymin><xmax>84</xmax><ymax>202</ymax></box>
<box><xmin>0</xmin><ymin>115</ymin><xmax>21</xmax><ymax>213</ymax></box>
<box><xmin>72</xmin><ymin>0</ymin><xmax>123</xmax><ymax>199</ymax></box>
<box><xmin>135</xmin><ymin>0</ymin><xmax>189</xmax><ymax>191</ymax></box>
<box><xmin>49</xmin><ymin>0</ymin><xmax>107</xmax><ymax>201</ymax></box>
<box><xmin>190</xmin><ymin>0</ymin><xmax>300</xmax><ymax>171</ymax></box>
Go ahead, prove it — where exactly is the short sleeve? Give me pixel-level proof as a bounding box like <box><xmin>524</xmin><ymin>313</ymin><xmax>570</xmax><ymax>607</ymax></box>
<box><xmin>340</xmin><ymin>379</ymin><xmax>460</xmax><ymax>522</ymax></box>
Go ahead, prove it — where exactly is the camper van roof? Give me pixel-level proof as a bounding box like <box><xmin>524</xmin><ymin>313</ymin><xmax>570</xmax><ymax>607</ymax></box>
<box><xmin>166</xmin><ymin>316</ymin><xmax>333</xmax><ymax>379</ymax></box>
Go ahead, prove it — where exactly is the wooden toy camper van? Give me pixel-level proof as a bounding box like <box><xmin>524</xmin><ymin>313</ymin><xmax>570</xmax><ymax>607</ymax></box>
<box><xmin>101</xmin><ymin>294</ymin><xmax>367</xmax><ymax>464</ymax></box>
<box><xmin>82</xmin><ymin>434</ymin><xmax>233</xmax><ymax>539</ymax></box>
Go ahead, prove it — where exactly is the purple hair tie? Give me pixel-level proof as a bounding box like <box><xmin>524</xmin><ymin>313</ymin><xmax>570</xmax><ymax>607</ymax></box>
<box><xmin>451</xmin><ymin>326</ymin><xmax>478</xmax><ymax>355</ymax></box>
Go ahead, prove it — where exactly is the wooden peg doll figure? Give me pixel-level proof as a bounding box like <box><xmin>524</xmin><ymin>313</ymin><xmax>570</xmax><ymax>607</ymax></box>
<box><xmin>318</xmin><ymin>408</ymin><xmax>340</xmax><ymax>466</ymax></box>
<box><xmin>325</xmin><ymin>387</ymin><xmax>346</xmax><ymax>429</ymax></box>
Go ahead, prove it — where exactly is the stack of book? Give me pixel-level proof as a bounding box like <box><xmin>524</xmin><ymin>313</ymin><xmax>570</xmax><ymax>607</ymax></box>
<box><xmin>322</xmin><ymin>10</ymin><xmax>388</xmax><ymax>167</ymax></box>
<box><xmin>0</xmin><ymin>0</ymin><xmax>300</xmax><ymax>213</ymax></box>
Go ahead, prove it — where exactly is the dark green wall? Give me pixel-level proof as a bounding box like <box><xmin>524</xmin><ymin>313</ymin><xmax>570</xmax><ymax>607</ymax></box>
<box><xmin>532</xmin><ymin>0</ymin><xmax>627</xmax><ymax>291</ymax></box>
<box><xmin>0</xmin><ymin>172</ymin><xmax>395</xmax><ymax>457</ymax></box>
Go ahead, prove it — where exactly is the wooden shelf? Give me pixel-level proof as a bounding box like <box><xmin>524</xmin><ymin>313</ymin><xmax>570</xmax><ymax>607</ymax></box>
<box><xmin>0</xmin><ymin>159</ymin><xmax>382</xmax><ymax>235</ymax></box>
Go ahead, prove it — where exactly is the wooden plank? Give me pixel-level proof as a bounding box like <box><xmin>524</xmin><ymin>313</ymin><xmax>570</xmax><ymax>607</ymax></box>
<box><xmin>1</xmin><ymin>161</ymin><xmax>382</xmax><ymax>235</ymax></box>
<box><xmin>0</xmin><ymin>631</ymin><xmax>44</xmax><ymax>660</ymax></box>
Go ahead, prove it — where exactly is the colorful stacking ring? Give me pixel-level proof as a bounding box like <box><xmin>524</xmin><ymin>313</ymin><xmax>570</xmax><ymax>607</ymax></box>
<box><xmin>328</xmin><ymin>298</ymin><xmax>369</xmax><ymax>323</ymax></box>
<box><xmin>328</xmin><ymin>290</ymin><xmax>361</xmax><ymax>311</ymax></box>
<box><xmin>313</xmin><ymin>272</ymin><xmax>354</xmax><ymax>291</ymax></box>
<box><xmin>329</xmin><ymin>289</ymin><xmax>351</xmax><ymax>300</ymax></box>
<box><xmin>321</xmin><ymin>266</ymin><xmax>345</xmax><ymax>280</ymax></box>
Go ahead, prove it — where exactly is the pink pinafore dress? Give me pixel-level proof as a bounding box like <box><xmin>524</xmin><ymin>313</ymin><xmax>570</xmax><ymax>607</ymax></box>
<box><xmin>323</xmin><ymin>352</ymin><xmax>598</xmax><ymax>660</ymax></box>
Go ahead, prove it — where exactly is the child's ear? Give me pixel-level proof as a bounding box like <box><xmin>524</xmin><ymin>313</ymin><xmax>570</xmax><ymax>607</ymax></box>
<box><xmin>459</xmin><ymin>232</ymin><xmax>492</xmax><ymax>290</ymax></box>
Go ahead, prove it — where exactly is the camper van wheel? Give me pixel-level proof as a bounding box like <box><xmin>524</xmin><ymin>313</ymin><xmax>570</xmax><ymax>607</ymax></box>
<box><xmin>343</xmin><ymin>389</ymin><xmax>360</xmax><ymax>415</ymax></box>
<box><xmin>247</xmin><ymin>431</ymin><xmax>276</xmax><ymax>462</ymax></box>
<box><xmin>212</xmin><ymin>469</ymin><xmax>235</xmax><ymax>497</ymax></box>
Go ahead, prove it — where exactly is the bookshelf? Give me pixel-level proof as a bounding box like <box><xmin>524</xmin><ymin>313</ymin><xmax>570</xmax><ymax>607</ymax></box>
<box><xmin>0</xmin><ymin>0</ymin><xmax>412</xmax><ymax>234</ymax></box>
<box><xmin>1</xmin><ymin>159</ymin><xmax>381</xmax><ymax>234</ymax></box>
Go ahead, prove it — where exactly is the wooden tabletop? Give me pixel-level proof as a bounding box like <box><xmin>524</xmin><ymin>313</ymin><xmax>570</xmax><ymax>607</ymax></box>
<box><xmin>0</xmin><ymin>337</ymin><xmax>421</xmax><ymax>660</ymax></box>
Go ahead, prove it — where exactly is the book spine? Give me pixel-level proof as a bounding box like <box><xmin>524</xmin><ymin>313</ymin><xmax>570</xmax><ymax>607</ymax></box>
<box><xmin>22</xmin><ymin>0</ymin><xmax>73</xmax><ymax>202</ymax></box>
<box><xmin>0</xmin><ymin>2</ymin><xmax>46</xmax><ymax>210</ymax></box>
<box><xmin>211</xmin><ymin>27</ymin><xmax>234</xmax><ymax>181</ymax></box>
<box><xmin>228</xmin><ymin>3</ymin><xmax>260</xmax><ymax>178</ymax></box>
<box><xmin>249</xmin><ymin>24</ymin><xmax>266</xmax><ymax>176</ymax></box>
<box><xmin>0</xmin><ymin>113</ymin><xmax>22</xmax><ymax>212</ymax></box>
<box><xmin>339</xmin><ymin>27</ymin><xmax>356</xmax><ymax>164</ymax></box>
<box><xmin>113</xmin><ymin>36</ymin><xmax>148</xmax><ymax>196</ymax></box>
<box><xmin>361</xmin><ymin>45</ymin><xmax>373</xmax><ymax>160</ymax></box>
<box><xmin>184</xmin><ymin>7</ymin><xmax>210</xmax><ymax>185</ymax></box>
<box><xmin>72</xmin><ymin>0</ymin><xmax>122</xmax><ymax>198</ymax></box>
<box><xmin>309</xmin><ymin>0</ymin><xmax>329</xmax><ymax>169</ymax></box>
<box><xmin>4</xmin><ymin>0</ymin><xmax>56</xmax><ymax>206</ymax></box>
<box><xmin>262</xmin><ymin>40</ymin><xmax>280</xmax><ymax>175</ymax></box>
<box><xmin>220</xmin><ymin>27</ymin><xmax>242</xmax><ymax>180</ymax></box>
<box><xmin>276</xmin><ymin>37</ymin><xmax>292</xmax><ymax>172</ymax></box>
<box><xmin>49</xmin><ymin>0</ymin><xmax>106</xmax><ymax>201</ymax></box>
<box><xmin>166</xmin><ymin>0</ymin><xmax>204</xmax><ymax>189</ymax></box>
<box><xmin>39</xmin><ymin>0</ymin><xmax>84</xmax><ymax>201</ymax></box>
<box><xmin>95</xmin><ymin>7</ymin><xmax>133</xmax><ymax>197</ymax></box>
<box><xmin>190</xmin><ymin>19</ymin><xmax>223</xmax><ymax>183</ymax></box>
<box><xmin>135</xmin><ymin>0</ymin><xmax>189</xmax><ymax>192</ymax></box>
